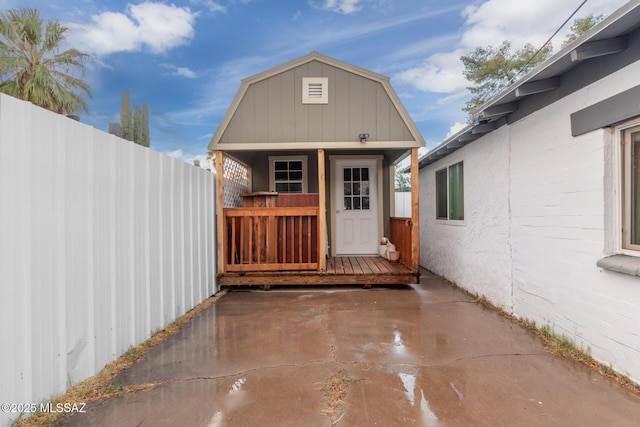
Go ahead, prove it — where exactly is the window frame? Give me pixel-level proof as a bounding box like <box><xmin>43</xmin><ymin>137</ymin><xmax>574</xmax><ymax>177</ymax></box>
<box><xmin>435</xmin><ymin>160</ymin><xmax>465</xmax><ymax>224</ymax></box>
<box><xmin>268</xmin><ymin>155</ymin><xmax>308</xmax><ymax>193</ymax></box>
<box><xmin>620</xmin><ymin>122</ymin><xmax>640</xmax><ymax>252</ymax></box>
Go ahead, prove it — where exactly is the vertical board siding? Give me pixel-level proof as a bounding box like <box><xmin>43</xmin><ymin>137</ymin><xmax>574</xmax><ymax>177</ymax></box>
<box><xmin>0</xmin><ymin>94</ymin><xmax>216</xmax><ymax>427</ymax></box>
<box><xmin>220</xmin><ymin>60</ymin><xmax>414</xmax><ymax>144</ymax></box>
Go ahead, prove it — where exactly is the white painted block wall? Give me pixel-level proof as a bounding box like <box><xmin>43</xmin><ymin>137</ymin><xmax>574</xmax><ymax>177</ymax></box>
<box><xmin>419</xmin><ymin>126</ymin><xmax>513</xmax><ymax>309</ymax></box>
<box><xmin>419</xmin><ymin>61</ymin><xmax>640</xmax><ymax>383</ymax></box>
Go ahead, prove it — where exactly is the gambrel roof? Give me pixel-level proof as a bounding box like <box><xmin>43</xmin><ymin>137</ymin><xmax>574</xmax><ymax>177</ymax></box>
<box><xmin>209</xmin><ymin>51</ymin><xmax>425</xmax><ymax>153</ymax></box>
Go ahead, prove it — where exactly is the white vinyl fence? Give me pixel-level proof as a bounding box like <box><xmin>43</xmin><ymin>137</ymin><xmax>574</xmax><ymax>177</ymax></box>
<box><xmin>394</xmin><ymin>191</ymin><xmax>412</xmax><ymax>217</ymax></box>
<box><xmin>0</xmin><ymin>94</ymin><xmax>216</xmax><ymax>426</ymax></box>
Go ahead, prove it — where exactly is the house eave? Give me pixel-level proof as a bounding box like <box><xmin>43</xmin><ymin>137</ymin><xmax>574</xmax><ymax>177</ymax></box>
<box><xmin>412</xmin><ymin>0</ymin><xmax>640</xmax><ymax>170</ymax></box>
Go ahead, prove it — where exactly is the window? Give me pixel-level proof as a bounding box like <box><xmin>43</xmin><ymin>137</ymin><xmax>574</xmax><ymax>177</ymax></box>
<box><xmin>302</xmin><ymin>77</ymin><xmax>328</xmax><ymax>104</ymax></box>
<box><xmin>435</xmin><ymin>161</ymin><xmax>464</xmax><ymax>221</ymax></box>
<box><xmin>622</xmin><ymin>124</ymin><xmax>640</xmax><ymax>250</ymax></box>
<box><xmin>269</xmin><ymin>156</ymin><xmax>308</xmax><ymax>193</ymax></box>
<box><xmin>343</xmin><ymin>167</ymin><xmax>370</xmax><ymax>210</ymax></box>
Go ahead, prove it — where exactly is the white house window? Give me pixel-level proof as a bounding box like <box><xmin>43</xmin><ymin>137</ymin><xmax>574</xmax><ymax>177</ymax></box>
<box><xmin>436</xmin><ymin>161</ymin><xmax>464</xmax><ymax>221</ymax></box>
<box><xmin>269</xmin><ymin>156</ymin><xmax>308</xmax><ymax>193</ymax></box>
<box><xmin>622</xmin><ymin>124</ymin><xmax>640</xmax><ymax>250</ymax></box>
<box><xmin>302</xmin><ymin>77</ymin><xmax>328</xmax><ymax>104</ymax></box>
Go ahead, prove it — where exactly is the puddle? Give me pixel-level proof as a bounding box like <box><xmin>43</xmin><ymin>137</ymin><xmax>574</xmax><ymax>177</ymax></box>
<box><xmin>393</xmin><ymin>329</ymin><xmax>407</xmax><ymax>355</ymax></box>
<box><xmin>389</xmin><ymin>366</ymin><xmax>442</xmax><ymax>426</ymax></box>
<box><xmin>207</xmin><ymin>411</ymin><xmax>223</xmax><ymax>427</ymax></box>
<box><xmin>230</xmin><ymin>377</ymin><xmax>246</xmax><ymax>394</ymax></box>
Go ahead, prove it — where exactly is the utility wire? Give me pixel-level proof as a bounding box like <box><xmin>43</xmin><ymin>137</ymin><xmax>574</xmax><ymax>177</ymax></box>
<box><xmin>510</xmin><ymin>0</ymin><xmax>589</xmax><ymax>83</ymax></box>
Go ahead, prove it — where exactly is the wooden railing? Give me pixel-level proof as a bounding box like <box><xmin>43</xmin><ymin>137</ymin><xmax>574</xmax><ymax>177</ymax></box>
<box><xmin>390</xmin><ymin>217</ymin><xmax>413</xmax><ymax>268</ymax></box>
<box><xmin>223</xmin><ymin>207</ymin><xmax>319</xmax><ymax>272</ymax></box>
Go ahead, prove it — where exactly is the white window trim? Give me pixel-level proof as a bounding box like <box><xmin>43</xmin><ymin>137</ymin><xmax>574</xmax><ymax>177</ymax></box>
<box><xmin>617</xmin><ymin>120</ymin><xmax>640</xmax><ymax>255</ymax></box>
<box><xmin>434</xmin><ymin>160</ymin><xmax>466</xmax><ymax>225</ymax></box>
<box><xmin>302</xmin><ymin>77</ymin><xmax>328</xmax><ymax>104</ymax></box>
<box><xmin>268</xmin><ymin>155</ymin><xmax>308</xmax><ymax>193</ymax></box>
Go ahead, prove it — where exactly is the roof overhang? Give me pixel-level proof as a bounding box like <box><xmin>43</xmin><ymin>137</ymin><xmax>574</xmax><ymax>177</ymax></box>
<box><xmin>413</xmin><ymin>0</ymin><xmax>640</xmax><ymax>170</ymax></box>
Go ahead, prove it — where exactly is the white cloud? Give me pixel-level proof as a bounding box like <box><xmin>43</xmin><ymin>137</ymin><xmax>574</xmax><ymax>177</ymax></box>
<box><xmin>67</xmin><ymin>2</ymin><xmax>196</xmax><ymax>56</ymax></box>
<box><xmin>312</xmin><ymin>0</ymin><xmax>363</xmax><ymax>14</ymax></box>
<box><xmin>445</xmin><ymin>121</ymin><xmax>468</xmax><ymax>138</ymax></box>
<box><xmin>176</xmin><ymin>67</ymin><xmax>197</xmax><ymax>78</ymax></box>
<box><xmin>165</xmin><ymin>149</ymin><xmax>184</xmax><ymax>158</ymax></box>
<box><xmin>161</xmin><ymin>63</ymin><xmax>197</xmax><ymax>78</ymax></box>
<box><xmin>394</xmin><ymin>0</ymin><xmax>630</xmax><ymax>97</ymax></box>
<box><xmin>197</xmin><ymin>0</ymin><xmax>227</xmax><ymax>14</ymax></box>
<box><xmin>395</xmin><ymin>50</ymin><xmax>468</xmax><ymax>93</ymax></box>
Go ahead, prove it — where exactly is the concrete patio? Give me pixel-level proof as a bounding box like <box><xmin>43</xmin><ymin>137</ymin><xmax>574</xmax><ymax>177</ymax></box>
<box><xmin>62</xmin><ymin>269</ymin><xmax>640</xmax><ymax>426</ymax></box>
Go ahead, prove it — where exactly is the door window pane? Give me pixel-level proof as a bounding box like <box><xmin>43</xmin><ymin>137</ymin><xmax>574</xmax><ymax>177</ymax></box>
<box><xmin>344</xmin><ymin>197</ymin><xmax>352</xmax><ymax>210</ymax></box>
<box><xmin>362</xmin><ymin>196</ymin><xmax>370</xmax><ymax>210</ymax></box>
<box><xmin>343</xmin><ymin>167</ymin><xmax>370</xmax><ymax>212</ymax></box>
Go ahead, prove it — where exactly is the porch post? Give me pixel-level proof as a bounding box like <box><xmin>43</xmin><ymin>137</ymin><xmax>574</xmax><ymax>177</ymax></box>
<box><xmin>410</xmin><ymin>147</ymin><xmax>420</xmax><ymax>272</ymax></box>
<box><xmin>215</xmin><ymin>150</ymin><xmax>225</xmax><ymax>274</ymax></box>
<box><xmin>317</xmin><ymin>149</ymin><xmax>327</xmax><ymax>272</ymax></box>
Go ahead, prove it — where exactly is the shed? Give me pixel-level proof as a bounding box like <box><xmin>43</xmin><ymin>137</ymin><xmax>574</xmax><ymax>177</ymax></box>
<box><xmin>209</xmin><ymin>51</ymin><xmax>425</xmax><ymax>288</ymax></box>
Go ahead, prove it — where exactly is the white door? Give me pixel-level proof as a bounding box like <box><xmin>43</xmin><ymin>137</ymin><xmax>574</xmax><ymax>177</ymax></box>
<box><xmin>334</xmin><ymin>159</ymin><xmax>378</xmax><ymax>255</ymax></box>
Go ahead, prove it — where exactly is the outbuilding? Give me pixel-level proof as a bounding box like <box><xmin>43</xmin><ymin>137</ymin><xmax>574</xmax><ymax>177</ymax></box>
<box><xmin>209</xmin><ymin>51</ymin><xmax>424</xmax><ymax>288</ymax></box>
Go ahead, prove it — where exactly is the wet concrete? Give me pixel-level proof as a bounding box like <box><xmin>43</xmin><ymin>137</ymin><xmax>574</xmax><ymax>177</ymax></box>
<box><xmin>63</xmin><ymin>270</ymin><xmax>640</xmax><ymax>426</ymax></box>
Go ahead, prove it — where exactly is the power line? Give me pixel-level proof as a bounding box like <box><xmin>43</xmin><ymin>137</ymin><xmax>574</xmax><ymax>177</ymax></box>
<box><xmin>510</xmin><ymin>0</ymin><xmax>589</xmax><ymax>83</ymax></box>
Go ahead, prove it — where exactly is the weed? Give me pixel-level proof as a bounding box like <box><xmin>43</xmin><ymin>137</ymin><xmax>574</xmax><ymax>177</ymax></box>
<box><xmin>13</xmin><ymin>290</ymin><xmax>227</xmax><ymax>427</ymax></box>
<box><xmin>440</xmin><ymin>278</ymin><xmax>640</xmax><ymax>396</ymax></box>
<box><xmin>321</xmin><ymin>369</ymin><xmax>356</xmax><ymax>426</ymax></box>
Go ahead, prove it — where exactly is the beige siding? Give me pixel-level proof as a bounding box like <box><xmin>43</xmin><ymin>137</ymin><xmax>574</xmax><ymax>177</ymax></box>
<box><xmin>220</xmin><ymin>60</ymin><xmax>414</xmax><ymax>144</ymax></box>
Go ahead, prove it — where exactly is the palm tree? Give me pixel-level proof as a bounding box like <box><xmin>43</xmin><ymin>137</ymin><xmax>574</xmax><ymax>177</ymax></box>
<box><xmin>0</xmin><ymin>8</ymin><xmax>92</xmax><ymax>115</ymax></box>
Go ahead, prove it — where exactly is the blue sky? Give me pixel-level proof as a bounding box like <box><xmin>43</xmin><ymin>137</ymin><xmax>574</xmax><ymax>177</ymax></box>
<box><xmin>1</xmin><ymin>0</ymin><xmax>630</xmax><ymax>166</ymax></box>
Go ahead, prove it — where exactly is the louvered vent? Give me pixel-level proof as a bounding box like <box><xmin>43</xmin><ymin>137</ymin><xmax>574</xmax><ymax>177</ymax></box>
<box><xmin>302</xmin><ymin>77</ymin><xmax>328</xmax><ymax>104</ymax></box>
<box><xmin>307</xmin><ymin>83</ymin><xmax>323</xmax><ymax>98</ymax></box>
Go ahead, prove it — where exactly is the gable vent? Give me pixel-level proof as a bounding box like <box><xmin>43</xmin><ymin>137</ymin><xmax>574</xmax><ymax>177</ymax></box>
<box><xmin>307</xmin><ymin>83</ymin><xmax>323</xmax><ymax>98</ymax></box>
<box><xmin>302</xmin><ymin>77</ymin><xmax>328</xmax><ymax>104</ymax></box>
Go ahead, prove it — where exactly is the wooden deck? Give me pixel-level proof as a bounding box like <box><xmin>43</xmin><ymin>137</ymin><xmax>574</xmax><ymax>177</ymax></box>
<box><xmin>218</xmin><ymin>256</ymin><xmax>420</xmax><ymax>289</ymax></box>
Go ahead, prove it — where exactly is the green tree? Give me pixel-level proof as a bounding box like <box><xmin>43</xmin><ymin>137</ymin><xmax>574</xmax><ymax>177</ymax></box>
<box><xmin>0</xmin><ymin>8</ymin><xmax>92</xmax><ymax>115</ymax></box>
<box><xmin>141</xmin><ymin>104</ymin><xmax>150</xmax><ymax>147</ymax></box>
<box><xmin>562</xmin><ymin>14</ymin><xmax>604</xmax><ymax>48</ymax></box>
<box><xmin>133</xmin><ymin>105</ymin><xmax>143</xmax><ymax>145</ymax></box>
<box><xmin>120</xmin><ymin>90</ymin><xmax>150</xmax><ymax>146</ymax></box>
<box><xmin>395</xmin><ymin>170</ymin><xmax>411</xmax><ymax>192</ymax></box>
<box><xmin>206</xmin><ymin>149</ymin><xmax>215</xmax><ymax>168</ymax></box>
<box><xmin>120</xmin><ymin>88</ymin><xmax>133</xmax><ymax>141</ymax></box>
<box><xmin>461</xmin><ymin>14</ymin><xmax>605</xmax><ymax>118</ymax></box>
<box><xmin>461</xmin><ymin>41</ymin><xmax>552</xmax><ymax>116</ymax></box>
